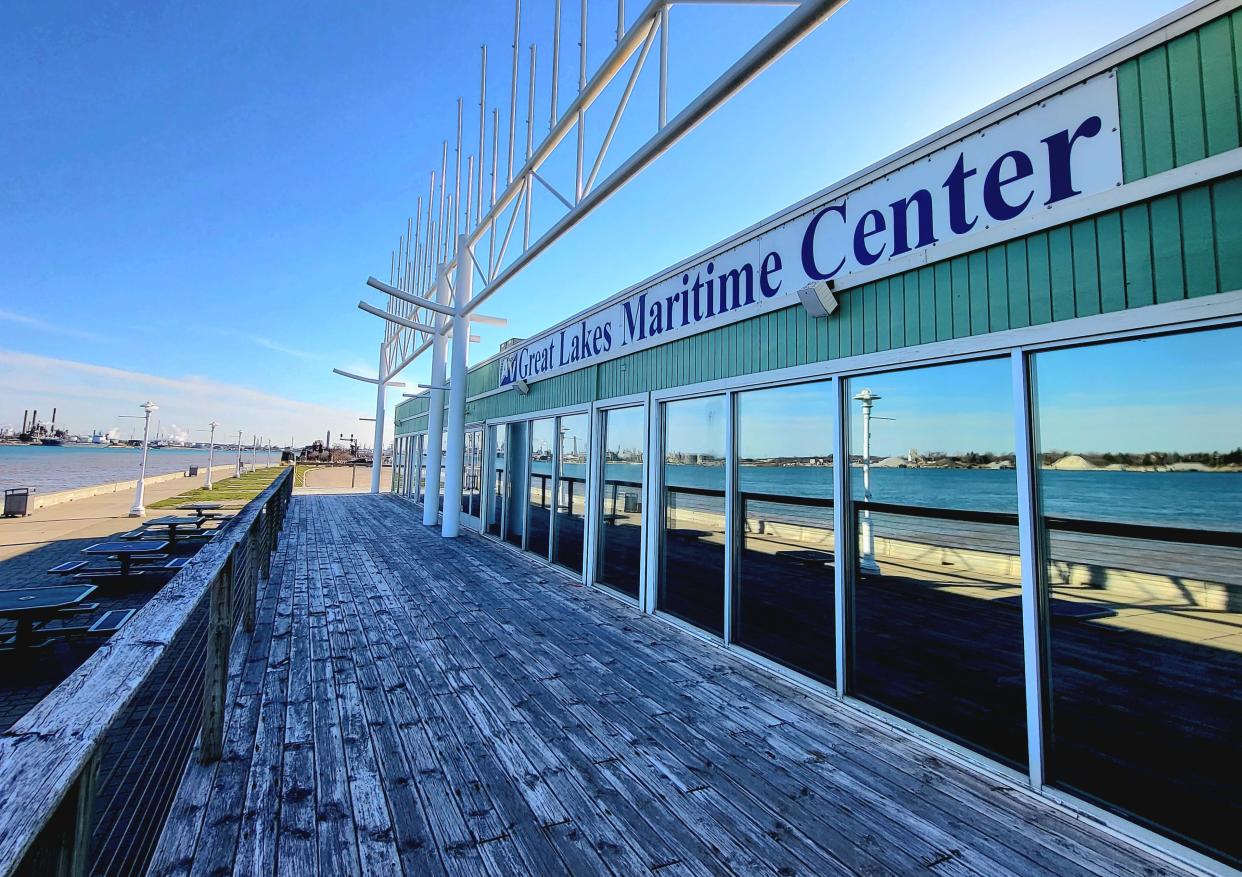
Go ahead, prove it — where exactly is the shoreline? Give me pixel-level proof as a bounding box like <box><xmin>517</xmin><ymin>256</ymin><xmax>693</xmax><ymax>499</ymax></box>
<box><xmin>21</xmin><ymin>464</ymin><xmax>238</xmax><ymax>512</ymax></box>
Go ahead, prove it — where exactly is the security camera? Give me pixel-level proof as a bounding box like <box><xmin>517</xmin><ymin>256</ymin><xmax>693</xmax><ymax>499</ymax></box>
<box><xmin>796</xmin><ymin>279</ymin><xmax>838</xmax><ymax>318</ymax></box>
<box><xmin>514</xmin><ymin>379</ymin><xmax>531</xmax><ymax>395</ymax></box>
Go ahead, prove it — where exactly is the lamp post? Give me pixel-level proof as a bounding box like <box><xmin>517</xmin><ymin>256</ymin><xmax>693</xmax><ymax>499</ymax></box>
<box><xmin>129</xmin><ymin>401</ymin><xmax>159</xmax><ymax>517</ymax></box>
<box><xmin>853</xmin><ymin>388</ymin><xmax>881</xmax><ymax>573</ymax></box>
<box><xmin>235</xmin><ymin>430</ymin><xmax>244</xmax><ymax>477</ymax></box>
<box><xmin>205</xmin><ymin>421</ymin><xmax>219</xmax><ymax>489</ymax></box>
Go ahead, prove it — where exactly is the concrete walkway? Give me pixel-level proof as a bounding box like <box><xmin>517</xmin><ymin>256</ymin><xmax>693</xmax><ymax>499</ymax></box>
<box><xmin>0</xmin><ymin>473</ymin><xmax>217</xmax><ymax>730</ymax></box>
<box><xmin>0</xmin><ymin>474</ymin><xmax>211</xmax><ymax>577</ymax></box>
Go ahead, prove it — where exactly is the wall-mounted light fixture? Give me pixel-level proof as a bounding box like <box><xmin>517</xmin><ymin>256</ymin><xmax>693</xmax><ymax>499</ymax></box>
<box><xmin>796</xmin><ymin>279</ymin><xmax>838</xmax><ymax>318</ymax></box>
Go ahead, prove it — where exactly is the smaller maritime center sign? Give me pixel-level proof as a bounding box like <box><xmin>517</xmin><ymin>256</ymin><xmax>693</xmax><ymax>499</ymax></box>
<box><xmin>499</xmin><ymin>73</ymin><xmax>1122</xmax><ymax>388</ymax></box>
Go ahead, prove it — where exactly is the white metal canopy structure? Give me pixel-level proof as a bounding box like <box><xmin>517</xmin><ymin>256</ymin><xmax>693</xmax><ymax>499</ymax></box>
<box><xmin>350</xmin><ymin>0</ymin><xmax>847</xmax><ymax>531</ymax></box>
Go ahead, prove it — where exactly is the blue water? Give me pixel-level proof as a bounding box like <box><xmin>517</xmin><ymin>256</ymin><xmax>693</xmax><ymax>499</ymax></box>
<box><xmin>0</xmin><ymin>444</ymin><xmax>281</xmax><ymax>494</ymax></box>
<box><xmin>588</xmin><ymin>462</ymin><xmax>1242</xmax><ymax>531</ymax></box>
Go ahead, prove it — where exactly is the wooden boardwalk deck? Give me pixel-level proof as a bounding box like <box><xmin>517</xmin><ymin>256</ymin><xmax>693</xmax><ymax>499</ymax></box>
<box><xmin>149</xmin><ymin>494</ymin><xmax>1193</xmax><ymax>877</ymax></box>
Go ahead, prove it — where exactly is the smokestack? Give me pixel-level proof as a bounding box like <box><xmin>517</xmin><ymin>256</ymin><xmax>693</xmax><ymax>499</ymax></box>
<box><xmin>21</xmin><ymin>410</ymin><xmax>27</xmax><ymax>433</ymax></box>
<box><xmin>31</xmin><ymin>410</ymin><xmax>38</xmax><ymax>435</ymax></box>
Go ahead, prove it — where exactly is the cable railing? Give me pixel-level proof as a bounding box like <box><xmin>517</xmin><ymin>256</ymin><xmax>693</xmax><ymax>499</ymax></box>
<box><xmin>0</xmin><ymin>466</ymin><xmax>293</xmax><ymax>877</ymax></box>
<box><xmin>854</xmin><ymin>499</ymin><xmax>1242</xmax><ymax>548</ymax></box>
<box><xmin>853</xmin><ymin>499</ymin><xmax>1242</xmax><ymax>592</ymax></box>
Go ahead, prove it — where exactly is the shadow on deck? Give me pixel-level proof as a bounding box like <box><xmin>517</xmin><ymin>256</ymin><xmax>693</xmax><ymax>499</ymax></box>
<box><xmin>149</xmin><ymin>494</ymin><xmax>1190</xmax><ymax>876</ymax></box>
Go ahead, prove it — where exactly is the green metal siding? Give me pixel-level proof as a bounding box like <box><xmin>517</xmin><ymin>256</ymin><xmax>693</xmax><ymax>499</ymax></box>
<box><xmin>465</xmin><ymin>364</ymin><xmax>596</xmax><ymax>422</ymax></box>
<box><xmin>592</xmin><ymin>176</ymin><xmax>1240</xmax><ymax>398</ymax></box>
<box><xmin>394</xmin><ymin>13</ymin><xmax>1242</xmax><ymax>437</ymax></box>
<box><xmin>1119</xmin><ymin>10</ymin><xmax>1242</xmax><ymax>182</ymax></box>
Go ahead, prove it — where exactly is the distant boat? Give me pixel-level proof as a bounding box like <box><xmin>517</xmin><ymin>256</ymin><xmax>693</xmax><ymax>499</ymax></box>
<box><xmin>40</xmin><ymin>437</ymin><xmax>66</xmax><ymax>446</ymax></box>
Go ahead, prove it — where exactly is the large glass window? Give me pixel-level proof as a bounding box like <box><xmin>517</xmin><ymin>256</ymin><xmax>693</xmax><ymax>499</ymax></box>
<box><xmin>414</xmin><ymin>434</ymin><xmax>425</xmax><ymax>504</ymax></box>
<box><xmin>736</xmin><ymin>382</ymin><xmax>836</xmax><ymax>684</ymax></box>
<box><xmin>554</xmin><ymin>414</ymin><xmax>589</xmax><ymax>574</ymax></box>
<box><xmin>528</xmin><ymin>418</ymin><xmax>555</xmax><ymax>557</ymax></box>
<box><xmin>463</xmin><ymin>427</ymin><xmax>483</xmax><ymax>522</ymax></box>
<box><xmin>597</xmin><ymin>407</ymin><xmax>645</xmax><ymax>598</ymax></box>
<box><xmin>1033</xmin><ymin>328</ymin><xmax>1242</xmax><ymax>866</ymax></box>
<box><xmin>660</xmin><ymin>396</ymin><xmax>726</xmax><ymax>635</ymax></box>
<box><xmin>505</xmin><ymin>423</ymin><xmax>527</xmax><ymax>547</ymax></box>
<box><xmin>847</xmin><ymin>359</ymin><xmax>1026</xmax><ymax>768</ymax></box>
<box><xmin>487</xmin><ymin>425</ymin><xmax>505</xmax><ymax>537</ymax></box>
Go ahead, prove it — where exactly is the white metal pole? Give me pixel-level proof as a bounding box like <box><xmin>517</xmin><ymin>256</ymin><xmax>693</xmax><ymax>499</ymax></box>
<box><xmin>236</xmin><ymin>431</ymin><xmax>243</xmax><ymax>478</ymax></box>
<box><xmin>855</xmin><ymin>389</ymin><xmax>879</xmax><ymax>572</ymax></box>
<box><xmin>658</xmin><ymin>4</ymin><xmax>669</xmax><ymax>128</ymax></box>
<box><xmin>443</xmin><ymin>235</ymin><xmax>474</xmax><ymax>538</ymax></box>
<box><xmin>423</xmin><ymin>266</ymin><xmax>451</xmax><ymax>525</ymax></box>
<box><xmin>477</xmin><ymin>45</ymin><xmax>487</xmax><ymax>228</ymax></box>
<box><xmin>550</xmin><ymin>0</ymin><xmax>562</xmax><ymax>131</ymax></box>
<box><xmin>508</xmin><ymin>0</ymin><xmax>521</xmax><ymax>185</ymax></box>
<box><xmin>575</xmin><ymin>0</ymin><xmax>587</xmax><ymax>200</ymax></box>
<box><xmin>524</xmin><ymin>42</ymin><xmax>537</xmax><ymax>248</ymax></box>
<box><xmin>370</xmin><ymin>346</ymin><xmax>387</xmax><ymax>494</ymax></box>
<box><xmin>252</xmin><ymin>435</ymin><xmax>258</xmax><ymax>471</ymax></box>
<box><xmin>129</xmin><ymin>401</ymin><xmax>157</xmax><ymax>517</ymax></box>
<box><xmin>205</xmin><ymin>421</ymin><xmax>218</xmax><ymax>489</ymax></box>
<box><xmin>454</xmin><ymin>98</ymin><xmax>463</xmax><ymax>248</ymax></box>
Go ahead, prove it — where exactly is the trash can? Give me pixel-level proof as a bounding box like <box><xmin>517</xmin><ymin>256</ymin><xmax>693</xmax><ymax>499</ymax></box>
<box><xmin>3</xmin><ymin>488</ymin><xmax>31</xmax><ymax>518</ymax></box>
<box><xmin>186</xmin><ymin>466</ymin><xmax>199</xmax><ymax>477</ymax></box>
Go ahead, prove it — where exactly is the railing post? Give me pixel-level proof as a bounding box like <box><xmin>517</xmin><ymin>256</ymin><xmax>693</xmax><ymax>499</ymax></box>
<box><xmin>24</xmin><ymin>750</ymin><xmax>100</xmax><ymax>877</ymax></box>
<box><xmin>200</xmin><ymin>554</ymin><xmax>233</xmax><ymax>763</ymax></box>
<box><xmin>257</xmin><ymin>506</ymin><xmax>269</xmax><ymax>581</ymax></box>
<box><xmin>245</xmin><ymin>520</ymin><xmax>260</xmax><ymax>634</ymax></box>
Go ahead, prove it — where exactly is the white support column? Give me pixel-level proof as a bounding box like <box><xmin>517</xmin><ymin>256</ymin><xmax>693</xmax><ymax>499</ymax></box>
<box><xmin>442</xmin><ymin>237</ymin><xmax>474</xmax><ymax>537</ymax></box>
<box><xmin>369</xmin><ymin>345</ymin><xmax>387</xmax><ymax>494</ymax></box>
<box><xmin>423</xmin><ymin>266</ymin><xmax>451</xmax><ymax>525</ymax></box>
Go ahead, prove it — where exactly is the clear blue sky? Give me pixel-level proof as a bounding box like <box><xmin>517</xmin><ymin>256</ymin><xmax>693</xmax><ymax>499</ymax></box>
<box><xmin>0</xmin><ymin>0</ymin><xmax>1187</xmax><ymax>445</ymax></box>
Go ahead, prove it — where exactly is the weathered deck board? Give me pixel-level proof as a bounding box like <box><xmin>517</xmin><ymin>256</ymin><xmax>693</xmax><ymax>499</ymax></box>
<box><xmin>149</xmin><ymin>494</ymin><xmax>1195</xmax><ymax>877</ymax></box>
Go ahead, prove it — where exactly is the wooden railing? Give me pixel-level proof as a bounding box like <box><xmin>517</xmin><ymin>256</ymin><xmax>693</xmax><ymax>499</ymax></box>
<box><xmin>0</xmin><ymin>466</ymin><xmax>294</xmax><ymax>877</ymax></box>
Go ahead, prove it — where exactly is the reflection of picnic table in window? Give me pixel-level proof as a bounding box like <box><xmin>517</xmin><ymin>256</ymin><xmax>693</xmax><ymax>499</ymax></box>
<box><xmin>0</xmin><ymin>585</ymin><xmax>96</xmax><ymax>650</ymax></box>
<box><xmin>776</xmin><ymin>549</ymin><xmax>835</xmax><ymax>567</ymax></box>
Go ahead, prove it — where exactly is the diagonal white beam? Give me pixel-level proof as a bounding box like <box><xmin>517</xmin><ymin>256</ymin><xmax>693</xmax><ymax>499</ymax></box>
<box><xmin>332</xmin><ymin>368</ymin><xmax>406</xmax><ymax>387</ymax></box>
<box><xmin>464</xmin><ymin>0</ymin><xmax>845</xmax><ymax>319</ymax></box>
<box><xmin>359</xmin><ymin>301</ymin><xmax>437</xmax><ymax>334</ymax></box>
<box><xmin>367</xmin><ymin>277</ymin><xmax>457</xmax><ymax>316</ymax></box>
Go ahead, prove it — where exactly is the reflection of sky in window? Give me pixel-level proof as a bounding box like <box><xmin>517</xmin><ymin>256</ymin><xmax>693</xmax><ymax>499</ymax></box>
<box><xmin>738</xmin><ymin>382</ymin><xmax>834</xmax><ymax>460</ymax></box>
<box><xmin>558</xmin><ymin>414</ymin><xmax>589</xmax><ymax>458</ymax></box>
<box><xmin>665</xmin><ymin>396</ymin><xmax>726</xmax><ymax>458</ymax></box>
<box><xmin>1035</xmin><ymin>327</ymin><xmax>1242</xmax><ymax>454</ymax></box>
<box><xmin>655</xmin><ymin>327</ymin><xmax>1242</xmax><ymax>460</ymax></box>
<box><xmin>530</xmin><ymin>418</ymin><xmax>556</xmax><ymax>456</ymax></box>
<box><xmin>605</xmin><ymin>407</ymin><xmax>645</xmax><ymax>457</ymax></box>
<box><xmin>846</xmin><ymin>359</ymin><xmax>1013</xmax><ymax>459</ymax></box>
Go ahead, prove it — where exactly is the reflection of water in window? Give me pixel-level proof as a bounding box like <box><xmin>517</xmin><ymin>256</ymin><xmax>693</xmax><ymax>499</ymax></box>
<box><xmin>1033</xmin><ymin>327</ymin><xmax>1242</xmax><ymax>864</ymax></box>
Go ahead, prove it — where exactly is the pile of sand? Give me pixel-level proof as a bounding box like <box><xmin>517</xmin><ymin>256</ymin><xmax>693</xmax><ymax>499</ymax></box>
<box><xmin>1047</xmin><ymin>454</ymin><xmax>1097</xmax><ymax>470</ymax></box>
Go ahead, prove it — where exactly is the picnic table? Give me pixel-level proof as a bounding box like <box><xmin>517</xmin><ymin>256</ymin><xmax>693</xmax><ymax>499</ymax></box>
<box><xmin>177</xmin><ymin>502</ymin><xmax>230</xmax><ymax>519</ymax></box>
<box><xmin>0</xmin><ymin>585</ymin><xmax>96</xmax><ymax>649</ymax></box>
<box><xmin>143</xmin><ymin>515</ymin><xmax>206</xmax><ymax>545</ymax></box>
<box><xmin>81</xmin><ymin>540</ymin><xmax>169</xmax><ymax>577</ymax></box>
